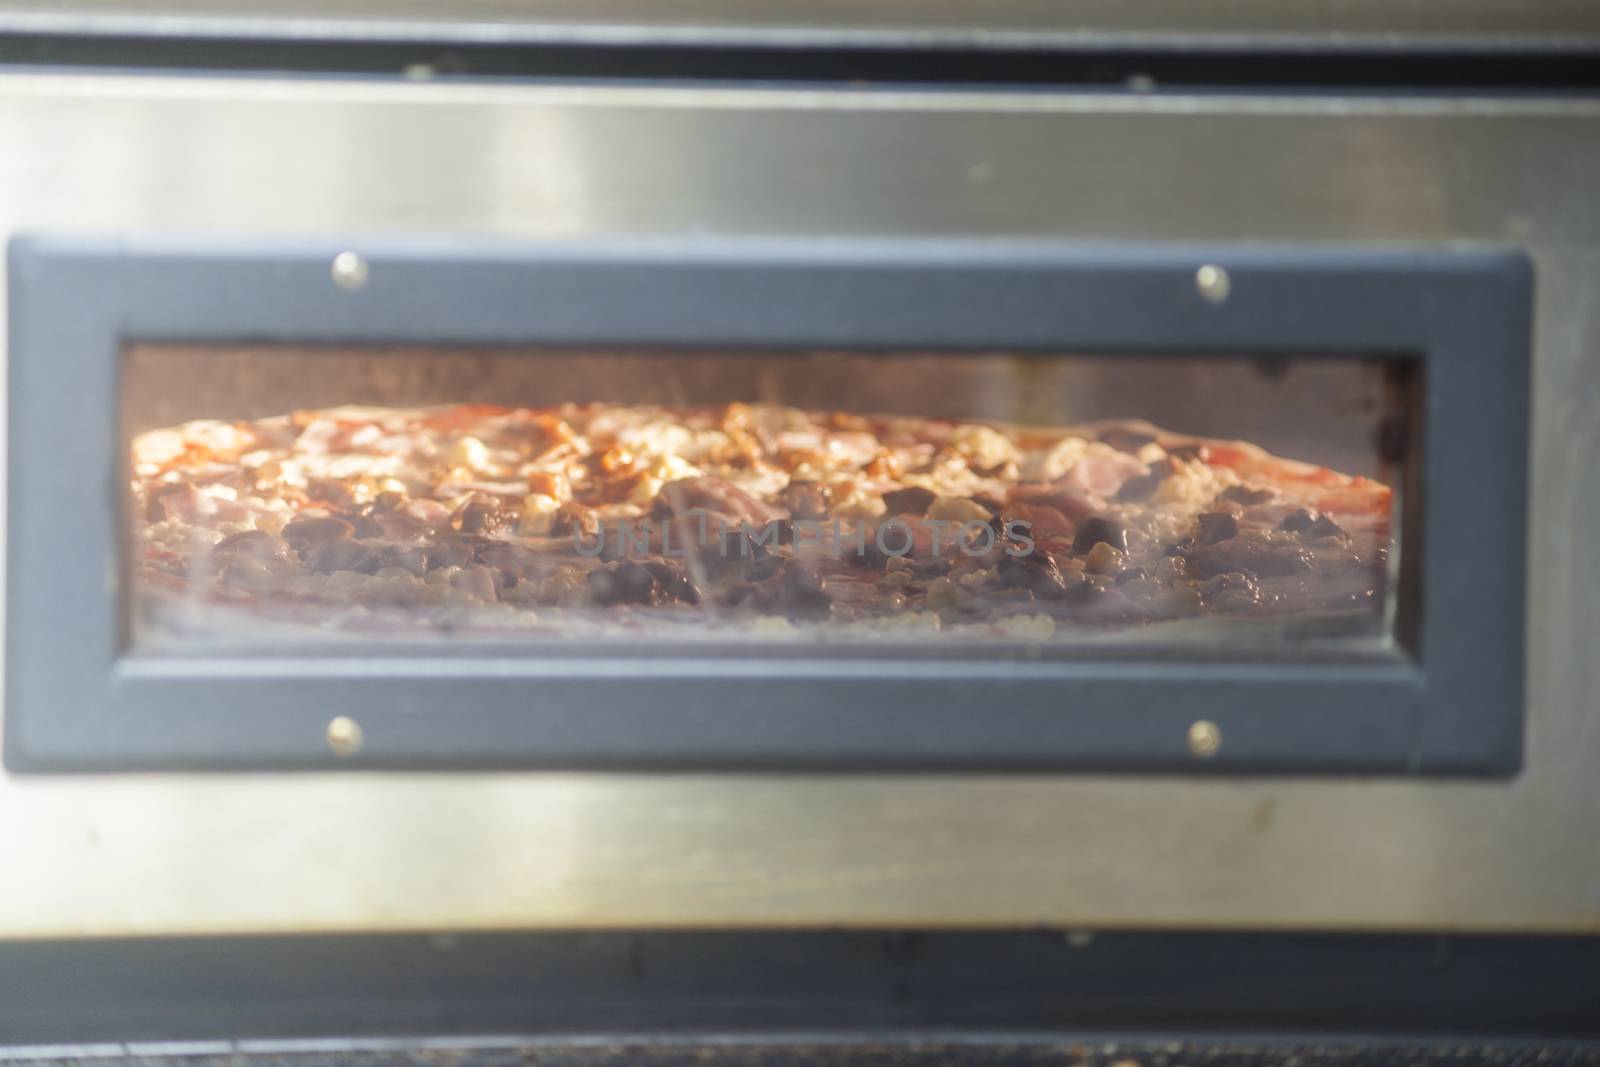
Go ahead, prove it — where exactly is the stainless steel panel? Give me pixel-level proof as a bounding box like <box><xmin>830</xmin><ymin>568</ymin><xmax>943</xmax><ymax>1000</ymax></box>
<box><xmin>0</xmin><ymin>0</ymin><xmax>1596</xmax><ymax>50</ymax></box>
<box><xmin>0</xmin><ymin>74</ymin><xmax>1595</xmax><ymax>935</ymax></box>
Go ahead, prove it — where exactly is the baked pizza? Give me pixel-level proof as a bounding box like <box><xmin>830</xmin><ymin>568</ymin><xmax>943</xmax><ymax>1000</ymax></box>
<box><xmin>129</xmin><ymin>402</ymin><xmax>1395</xmax><ymax>648</ymax></box>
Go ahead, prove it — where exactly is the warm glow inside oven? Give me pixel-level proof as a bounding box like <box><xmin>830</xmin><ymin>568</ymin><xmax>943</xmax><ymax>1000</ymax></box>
<box><xmin>123</xmin><ymin>345</ymin><xmax>1416</xmax><ymax>660</ymax></box>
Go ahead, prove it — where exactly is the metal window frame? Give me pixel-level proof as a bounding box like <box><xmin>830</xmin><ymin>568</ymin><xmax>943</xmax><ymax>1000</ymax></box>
<box><xmin>3</xmin><ymin>236</ymin><xmax>1530</xmax><ymax>774</ymax></box>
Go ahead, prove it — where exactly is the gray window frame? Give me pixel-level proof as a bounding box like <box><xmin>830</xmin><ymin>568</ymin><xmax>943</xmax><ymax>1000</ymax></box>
<box><xmin>4</xmin><ymin>237</ymin><xmax>1530</xmax><ymax>774</ymax></box>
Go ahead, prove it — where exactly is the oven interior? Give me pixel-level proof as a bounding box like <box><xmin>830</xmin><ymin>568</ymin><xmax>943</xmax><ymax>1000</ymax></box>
<box><xmin>122</xmin><ymin>343</ymin><xmax>1419</xmax><ymax>660</ymax></box>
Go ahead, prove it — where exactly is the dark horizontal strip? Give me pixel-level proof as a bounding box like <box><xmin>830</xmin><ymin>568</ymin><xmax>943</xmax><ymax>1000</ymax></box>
<box><xmin>4</xmin><ymin>1037</ymin><xmax>1600</xmax><ymax>1067</ymax></box>
<box><xmin>0</xmin><ymin>33</ymin><xmax>1599</xmax><ymax>91</ymax></box>
<box><xmin>2</xmin><ymin>930</ymin><xmax>1600</xmax><ymax>1045</ymax></box>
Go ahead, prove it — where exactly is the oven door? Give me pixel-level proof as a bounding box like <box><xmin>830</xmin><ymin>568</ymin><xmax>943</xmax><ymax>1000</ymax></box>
<box><xmin>6</xmin><ymin>237</ymin><xmax>1526</xmax><ymax>775</ymax></box>
<box><xmin>0</xmin><ymin>73</ymin><xmax>1592</xmax><ymax>935</ymax></box>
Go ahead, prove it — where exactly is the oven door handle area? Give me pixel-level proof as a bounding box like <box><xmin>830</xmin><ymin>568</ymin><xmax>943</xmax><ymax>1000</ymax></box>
<box><xmin>3</xmin><ymin>236</ymin><xmax>1531</xmax><ymax>774</ymax></box>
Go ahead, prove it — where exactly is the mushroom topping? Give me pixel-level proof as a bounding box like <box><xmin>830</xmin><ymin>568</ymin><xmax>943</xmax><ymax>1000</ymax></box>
<box><xmin>1114</xmin><ymin>470</ymin><xmax>1166</xmax><ymax>502</ymax></box>
<box><xmin>587</xmin><ymin>560</ymin><xmax>661</xmax><ymax>607</ymax></box>
<box><xmin>780</xmin><ymin>560</ymin><xmax>832</xmax><ymax>618</ymax></box>
<box><xmin>548</xmin><ymin>502</ymin><xmax>599</xmax><ymax>539</ymax></box>
<box><xmin>371</xmin><ymin>544</ymin><xmax>429</xmax><ymax>577</ymax></box>
<box><xmin>995</xmin><ymin>552</ymin><xmax>1070</xmax><ymax>600</ymax></box>
<box><xmin>476</xmin><ymin>543</ymin><xmax>541</xmax><ymax>585</ymax></box>
<box><xmin>1220</xmin><ymin>485</ymin><xmax>1274</xmax><ymax>506</ymax></box>
<box><xmin>281</xmin><ymin>515</ymin><xmax>355</xmax><ymax>548</ymax></box>
<box><xmin>881</xmin><ymin>486</ymin><xmax>938</xmax><ymax>517</ymax></box>
<box><xmin>1196</xmin><ymin>511</ymin><xmax>1241</xmax><ymax>545</ymax></box>
<box><xmin>643</xmin><ymin>559</ymin><xmax>702</xmax><ymax>605</ymax></box>
<box><xmin>1061</xmin><ymin>579</ymin><xmax>1105</xmax><ymax>607</ymax></box>
<box><xmin>1279</xmin><ymin>508</ymin><xmax>1346</xmax><ymax>540</ymax></box>
<box><xmin>1072</xmin><ymin>516</ymin><xmax>1129</xmax><ymax>554</ymax></box>
<box><xmin>451</xmin><ymin>498</ymin><xmax>519</xmax><ymax>536</ymax></box>
<box><xmin>778</xmin><ymin>479</ymin><xmax>832</xmax><ymax>520</ymax></box>
<box><xmin>655</xmin><ymin>476</ymin><xmax>785</xmax><ymax>527</ymax></box>
<box><xmin>306</xmin><ymin>538</ymin><xmax>377</xmax><ymax>575</ymax></box>
<box><xmin>1185</xmin><ymin>538</ymin><xmax>1315</xmax><ymax>580</ymax></box>
<box><xmin>424</xmin><ymin>540</ymin><xmax>475</xmax><ymax>571</ymax></box>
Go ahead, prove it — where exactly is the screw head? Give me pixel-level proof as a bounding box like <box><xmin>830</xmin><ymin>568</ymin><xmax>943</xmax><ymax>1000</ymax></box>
<box><xmin>330</xmin><ymin>251</ymin><xmax>369</xmax><ymax>291</ymax></box>
<box><xmin>1187</xmin><ymin>719</ymin><xmax>1223</xmax><ymax>759</ymax></box>
<box><xmin>326</xmin><ymin>715</ymin><xmax>364</xmax><ymax>757</ymax></box>
<box><xmin>1195</xmin><ymin>263</ymin><xmax>1231</xmax><ymax>304</ymax></box>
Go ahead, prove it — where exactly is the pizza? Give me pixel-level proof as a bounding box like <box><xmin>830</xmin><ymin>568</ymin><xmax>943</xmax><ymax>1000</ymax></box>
<box><xmin>129</xmin><ymin>402</ymin><xmax>1394</xmax><ymax>649</ymax></box>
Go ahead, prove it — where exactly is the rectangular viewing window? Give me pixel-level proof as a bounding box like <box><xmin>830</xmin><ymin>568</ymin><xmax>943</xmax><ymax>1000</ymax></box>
<box><xmin>9</xmin><ymin>239</ymin><xmax>1527</xmax><ymax>773</ymax></box>
<box><xmin>124</xmin><ymin>345</ymin><xmax>1416</xmax><ymax>659</ymax></box>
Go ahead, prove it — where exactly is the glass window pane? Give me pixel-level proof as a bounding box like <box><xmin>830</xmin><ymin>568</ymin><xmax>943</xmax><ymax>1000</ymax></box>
<box><xmin>125</xmin><ymin>346</ymin><xmax>1412</xmax><ymax>657</ymax></box>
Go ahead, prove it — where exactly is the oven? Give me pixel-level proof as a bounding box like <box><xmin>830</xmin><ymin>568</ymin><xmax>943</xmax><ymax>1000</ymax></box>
<box><xmin>0</xmin><ymin>0</ymin><xmax>1596</xmax><ymax>1055</ymax></box>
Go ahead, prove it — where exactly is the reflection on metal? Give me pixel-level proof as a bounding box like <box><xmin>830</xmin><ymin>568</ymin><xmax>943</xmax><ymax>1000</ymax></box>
<box><xmin>0</xmin><ymin>74</ymin><xmax>1593</xmax><ymax>935</ymax></box>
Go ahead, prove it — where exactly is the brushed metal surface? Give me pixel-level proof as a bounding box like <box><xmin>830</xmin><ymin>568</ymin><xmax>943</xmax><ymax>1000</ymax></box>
<box><xmin>0</xmin><ymin>74</ymin><xmax>1595</xmax><ymax>936</ymax></box>
<box><xmin>0</xmin><ymin>0</ymin><xmax>1597</xmax><ymax>50</ymax></box>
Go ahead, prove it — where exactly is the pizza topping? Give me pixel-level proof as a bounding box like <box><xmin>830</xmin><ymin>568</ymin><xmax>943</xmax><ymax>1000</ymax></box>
<box><xmin>777</xmin><ymin>479</ymin><xmax>832</xmax><ymax>520</ymax></box>
<box><xmin>549</xmin><ymin>503</ymin><xmax>599</xmax><ymax>539</ymax></box>
<box><xmin>881</xmin><ymin>486</ymin><xmax>937</xmax><ymax>517</ymax></box>
<box><xmin>372</xmin><ymin>544</ymin><xmax>430</xmax><ymax>577</ymax></box>
<box><xmin>1083</xmin><ymin>542</ymin><xmax>1126</xmax><ymax>575</ymax></box>
<box><xmin>213</xmin><ymin>529</ymin><xmax>293</xmax><ymax>562</ymax></box>
<box><xmin>129</xmin><ymin>402</ymin><xmax>1395</xmax><ymax>646</ymax></box>
<box><xmin>1279</xmin><ymin>508</ymin><xmax>1347</xmax><ymax>540</ymax></box>
<box><xmin>1220</xmin><ymin>485</ymin><xmax>1275</xmax><ymax>506</ymax></box>
<box><xmin>925</xmin><ymin>497</ymin><xmax>993</xmax><ymax>525</ymax></box>
<box><xmin>518</xmin><ymin>493</ymin><xmax>562</xmax><ymax>535</ymax></box>
<box><xmin>655</xmin><ymin>476</ymin><xmax>784</xmax><ymax>528</ymax></box>
<box><xmin>1098</xmin><ymin>427</ymin><xmax>1158</xmax><ymax>456</ymax></box>
<box><xmin>1114</xmin><ymin>469</ymin><xmax>1167</xmax><ymax>502</ymax></box>
<box><xmin>1061</xmin><ymin>579</ymin><xmax>1105</xmax><ymax>607</ymax></box>
<box><xmin>1184</xmin><ymin>536</ymin><xmax>1315</xmax><ymax>580</ymax></box>
<box><xmin>1072</xmin><ymin>516</ymin><xmax>1128</xmax><ymax>554</ymax></box>
<box><xmin>1151</xmin><ymin>456</ymin><xmax>1240</xmax><ymax>510</ymax></box>
<box><xmin>281</xmin><ymin>515</ymin><xmax>355</xmax><ymax>548</ymax></box>
<box><xmin>780</xmin><ymin>561</ymin><xmax>833</xmax><ymax>618</ymax></box>
<box><xmin>643</xmin><ymin>559</ymin><xmax>703</xmax><ymax>605</ymax></box>
<box><xmin>306</xmin><ymin>538</ymin><xmax>378</xmax><ymax>575</ymax></box>
<box><xmin>1196</xmin><ymin>511</ymin><xmax>1241</xmax><ymax>545</ymax></box>
<box><xmin>450</xmin><ymin>498</ymin><xmax>520</xmax><ymax>536</ymax></box>
<box><xmin>994</xmin><ymin>552</ymin><xmax>1071</xmax><ymax>600</ymax></box>
<box><xmin>425</xmin><ymin>540</ymin><xmax>475</xmax><ymax>571</ymax></box>
<box><xmin>1058</xmin><ymin>451</ymin><xmax>1149</xmax><ymax>498</ymax></box>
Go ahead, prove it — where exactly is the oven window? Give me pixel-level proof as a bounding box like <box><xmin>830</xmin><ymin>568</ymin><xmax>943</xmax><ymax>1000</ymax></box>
<box><xmin>123</xmin><ymin>346</ymin><xmax>1415</xmax><ymax>657</ymax></box>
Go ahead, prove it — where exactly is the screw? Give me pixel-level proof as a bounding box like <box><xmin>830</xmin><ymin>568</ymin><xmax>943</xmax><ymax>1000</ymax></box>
<box><xmin>326</xmin><ymin>715</ymin><xmax>364</xmax><ymax>757</ymax></box>
<box><xmin>1195</xmin><ymin>264</ymin><xmax>1230</xmax><ymax>304</ymax></box>
<box><xmin>1187</xmin><ymin>719</ymin><xmax>1223</xmax><ymax>759</ymax></box>
<box><xmin>330</xmin><ymin>251</ymin><xmax>369</xmax><ymax>291</ymax></box>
